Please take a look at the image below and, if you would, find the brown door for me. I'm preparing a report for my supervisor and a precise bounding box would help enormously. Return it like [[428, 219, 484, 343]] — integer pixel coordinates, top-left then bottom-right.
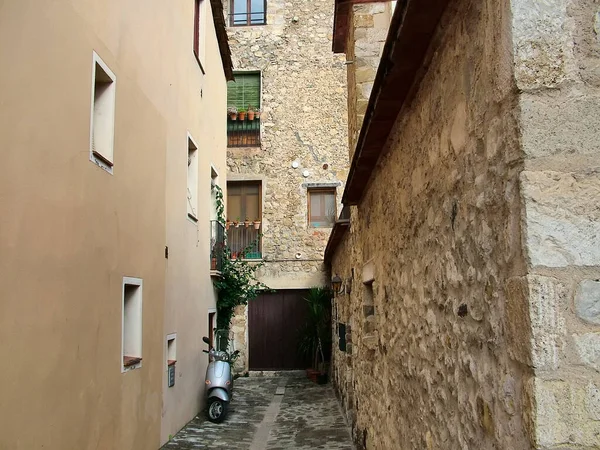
[[249, 290, 310, 370]]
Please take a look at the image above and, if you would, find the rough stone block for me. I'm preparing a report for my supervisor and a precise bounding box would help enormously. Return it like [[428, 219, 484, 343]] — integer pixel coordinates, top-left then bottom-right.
[[522, 171, 600, 267], [362, 333, 378, 350], [575, 280, 600, 325], [519, 90, 600, 163], [511, 0, 575, 90], [528, 275, 567, 371], [574, 333, 600, 372], [505, 277, 532, 366], [534, 378, 600, 448], [353, 14, 374, 28]]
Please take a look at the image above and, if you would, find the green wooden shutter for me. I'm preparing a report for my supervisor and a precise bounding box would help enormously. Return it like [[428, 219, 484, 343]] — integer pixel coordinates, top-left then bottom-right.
[[227, 73, 260, 110]]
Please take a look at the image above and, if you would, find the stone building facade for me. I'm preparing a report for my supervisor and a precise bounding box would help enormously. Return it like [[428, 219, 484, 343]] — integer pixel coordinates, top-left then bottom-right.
[[326, 0, 600, 449], [222, 0, 348, 371]]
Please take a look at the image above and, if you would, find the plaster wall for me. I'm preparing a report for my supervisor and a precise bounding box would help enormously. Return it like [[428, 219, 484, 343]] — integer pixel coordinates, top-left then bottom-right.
[[0, 1, 227, 448], [161, 1, 228, 444], [331, 0, 534, 448], [223, 0, 348, 371]]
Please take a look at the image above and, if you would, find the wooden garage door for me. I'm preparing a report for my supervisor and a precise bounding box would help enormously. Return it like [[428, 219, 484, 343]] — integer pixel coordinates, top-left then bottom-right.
[[249, 290, 310, 370]]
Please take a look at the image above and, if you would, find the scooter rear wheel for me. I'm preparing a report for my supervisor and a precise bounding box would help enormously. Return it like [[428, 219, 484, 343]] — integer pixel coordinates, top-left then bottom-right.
[[207, 398, 228, 423]]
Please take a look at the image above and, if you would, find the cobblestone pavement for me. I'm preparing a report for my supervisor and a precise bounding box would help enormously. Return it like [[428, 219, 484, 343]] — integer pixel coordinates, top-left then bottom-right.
[[162, 375, 354, 450]]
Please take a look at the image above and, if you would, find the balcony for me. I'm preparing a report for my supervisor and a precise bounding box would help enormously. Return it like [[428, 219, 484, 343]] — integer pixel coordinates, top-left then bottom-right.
[[227, 221, 262, 260], [227, 117, 260, 147], [210, 220, 225, 275]]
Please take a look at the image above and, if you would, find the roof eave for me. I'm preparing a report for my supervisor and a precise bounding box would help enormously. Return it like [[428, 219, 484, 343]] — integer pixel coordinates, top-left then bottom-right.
[[341, 0, 451, 205], [210, 0, 234, 81]]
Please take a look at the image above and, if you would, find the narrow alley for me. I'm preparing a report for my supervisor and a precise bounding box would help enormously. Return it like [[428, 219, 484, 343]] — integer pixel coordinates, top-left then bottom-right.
[[161, 375, 353, 450]]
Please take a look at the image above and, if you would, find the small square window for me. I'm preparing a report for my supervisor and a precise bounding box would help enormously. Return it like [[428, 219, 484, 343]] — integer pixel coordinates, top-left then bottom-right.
[[308, 189, 336, 228], [187, 135, 199, 222], [90, 52, 116, 172], [230, 0, 267, 26], [122, 278, 143, 372], [166, 334, 177, 387]]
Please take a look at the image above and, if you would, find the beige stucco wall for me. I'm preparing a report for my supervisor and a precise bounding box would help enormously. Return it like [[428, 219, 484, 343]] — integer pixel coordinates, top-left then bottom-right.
[[331, 0, 534, 448], [160, 0, 228, 444], [0, 1, 227, 449]]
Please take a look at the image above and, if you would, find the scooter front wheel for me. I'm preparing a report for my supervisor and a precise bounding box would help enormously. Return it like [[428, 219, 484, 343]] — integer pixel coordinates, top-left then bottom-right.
[[207, 398, 228, 423]]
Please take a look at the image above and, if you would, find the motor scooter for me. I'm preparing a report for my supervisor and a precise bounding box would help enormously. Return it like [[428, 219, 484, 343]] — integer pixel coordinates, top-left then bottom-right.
[[202, 333, 239, 423]]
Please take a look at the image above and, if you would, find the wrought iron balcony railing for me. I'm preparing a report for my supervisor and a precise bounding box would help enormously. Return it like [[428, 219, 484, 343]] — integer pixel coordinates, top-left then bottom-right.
[[227, 117, 260, 147], [227, 222, 262, 260], [210, 220, 225, 273]]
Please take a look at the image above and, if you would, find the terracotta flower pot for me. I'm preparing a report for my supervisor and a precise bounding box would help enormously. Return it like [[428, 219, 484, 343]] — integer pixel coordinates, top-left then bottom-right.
[[247, 111, 255, 121], [229, 113, 237, 121], [307, 368, 319, 383], [211, 258, 217, 270], [238, 112, 246, 120], [253, 221, 261, 230], [244, 220, 251, 228]]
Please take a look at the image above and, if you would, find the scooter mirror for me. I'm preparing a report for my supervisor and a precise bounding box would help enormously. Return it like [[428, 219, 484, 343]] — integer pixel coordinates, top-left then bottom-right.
[[202, 336, 210, 345]]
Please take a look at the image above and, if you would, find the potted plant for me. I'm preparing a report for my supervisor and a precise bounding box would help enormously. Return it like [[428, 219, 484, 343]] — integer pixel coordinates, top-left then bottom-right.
[[253, 219, 261, 230], [254, 108, 261, 119], [226, 220, 231, 231], [297, 287, 332, 384], [238, 108, 247, 120], [234, 218, 240, 228], [247, 105, 256, 121], [244, 217, 251, 228], [211, 257, 218, 270], [227, 106, 238, 120]]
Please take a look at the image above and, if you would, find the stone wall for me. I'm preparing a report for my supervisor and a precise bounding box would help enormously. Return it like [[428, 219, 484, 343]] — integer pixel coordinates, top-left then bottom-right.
[[514, 0, 600, 447], [331, 0, 535, 448], [223, 0, 348, 371], [346, 3, 392, 158]]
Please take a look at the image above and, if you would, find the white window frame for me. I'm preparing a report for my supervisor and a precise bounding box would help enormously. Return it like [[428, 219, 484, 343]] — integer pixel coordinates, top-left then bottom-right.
[[187, 133, 199, 222], [166, 333, 177, 368], [89, 52, 116, 174], [122, 277, 143, 373]]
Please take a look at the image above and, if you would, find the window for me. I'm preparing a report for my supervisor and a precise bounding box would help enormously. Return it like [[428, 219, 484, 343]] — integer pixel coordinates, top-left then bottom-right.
[[187, 135, 199, 221], [230, 0, 266, 26], [227, 181, 262, 259], [122, 278, 143, 372], [166, 334, 177, 387], [308, 189, 337, 228], [227, 72, 261, 147], [210, 165, 219, 221], [90, 52, 116, 172], [193, 0, 206, 69], [208, 311, 216, 348]]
